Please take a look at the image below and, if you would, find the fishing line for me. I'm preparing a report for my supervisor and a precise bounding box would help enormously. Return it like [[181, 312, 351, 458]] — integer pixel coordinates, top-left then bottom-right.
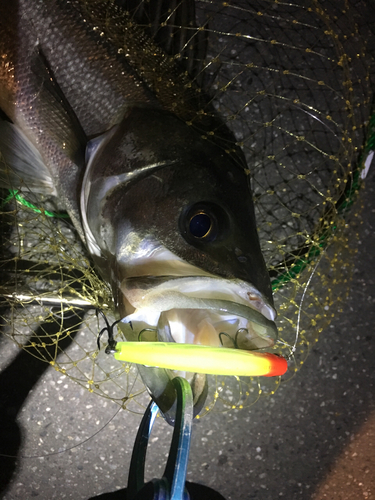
[[289, 254, 324, 361]]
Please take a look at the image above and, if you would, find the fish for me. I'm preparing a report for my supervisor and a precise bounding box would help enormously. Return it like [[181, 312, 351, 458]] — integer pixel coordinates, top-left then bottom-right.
[[0, 0, 278, 422]]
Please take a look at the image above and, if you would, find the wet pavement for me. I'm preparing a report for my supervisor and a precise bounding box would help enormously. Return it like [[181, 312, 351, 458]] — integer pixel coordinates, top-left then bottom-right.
[[0, 172, 374, 499]]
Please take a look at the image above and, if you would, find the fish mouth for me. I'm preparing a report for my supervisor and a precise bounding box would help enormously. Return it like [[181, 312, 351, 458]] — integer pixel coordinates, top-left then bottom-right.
[[119, 275, 276, 347], [117, 275, 277, 422]]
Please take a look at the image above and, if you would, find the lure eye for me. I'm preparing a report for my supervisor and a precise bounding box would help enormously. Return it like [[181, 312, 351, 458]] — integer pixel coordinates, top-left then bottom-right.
[[189, 212, 212, 239]]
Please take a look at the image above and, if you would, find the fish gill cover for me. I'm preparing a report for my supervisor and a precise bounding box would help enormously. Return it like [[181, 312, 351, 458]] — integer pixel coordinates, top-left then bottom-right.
[[0, 0, 374, 416]]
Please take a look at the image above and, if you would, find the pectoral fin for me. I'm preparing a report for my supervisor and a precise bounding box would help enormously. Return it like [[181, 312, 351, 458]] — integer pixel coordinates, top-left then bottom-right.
[[0, 120, 56, 195]]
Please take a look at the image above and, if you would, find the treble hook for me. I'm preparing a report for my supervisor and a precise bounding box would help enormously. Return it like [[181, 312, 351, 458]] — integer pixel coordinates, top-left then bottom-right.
[[218, 328, 249, 349], [96, 309, 121, 353]]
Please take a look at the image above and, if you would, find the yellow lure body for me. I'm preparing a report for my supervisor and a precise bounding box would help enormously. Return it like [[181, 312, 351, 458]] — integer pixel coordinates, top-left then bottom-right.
[[114, 342, 287, 377]]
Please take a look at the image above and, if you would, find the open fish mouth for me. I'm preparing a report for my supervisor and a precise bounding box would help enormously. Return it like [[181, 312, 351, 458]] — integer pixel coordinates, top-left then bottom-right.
[[119, 276, 277, 351], [115, 275, 277, 422]]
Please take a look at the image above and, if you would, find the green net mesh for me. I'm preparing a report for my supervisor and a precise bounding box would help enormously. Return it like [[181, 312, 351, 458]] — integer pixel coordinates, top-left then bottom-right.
[[0, 0, 374, 417]]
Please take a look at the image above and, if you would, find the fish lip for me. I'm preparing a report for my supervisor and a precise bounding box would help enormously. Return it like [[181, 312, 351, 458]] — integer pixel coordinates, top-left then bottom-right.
[[121, 274, 276, 317], [158, 297, 277, 338], [120, 274, 278, 344]]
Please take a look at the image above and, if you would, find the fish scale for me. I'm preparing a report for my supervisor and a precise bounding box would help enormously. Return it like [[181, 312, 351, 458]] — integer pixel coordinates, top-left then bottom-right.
[[1, 0, 156, 132]]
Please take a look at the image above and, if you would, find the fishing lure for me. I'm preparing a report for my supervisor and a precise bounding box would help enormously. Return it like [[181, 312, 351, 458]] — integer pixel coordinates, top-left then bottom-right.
[[113, 341, 287, 377], [97, 311, 287, 377]]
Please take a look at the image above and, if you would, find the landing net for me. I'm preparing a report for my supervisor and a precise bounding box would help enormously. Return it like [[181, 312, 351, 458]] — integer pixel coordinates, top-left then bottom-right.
[[1, 0, 374, 415]]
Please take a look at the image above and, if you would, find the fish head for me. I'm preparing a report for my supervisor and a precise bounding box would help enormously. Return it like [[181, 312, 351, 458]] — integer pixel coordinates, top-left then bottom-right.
[[81, 107, 277, 423]]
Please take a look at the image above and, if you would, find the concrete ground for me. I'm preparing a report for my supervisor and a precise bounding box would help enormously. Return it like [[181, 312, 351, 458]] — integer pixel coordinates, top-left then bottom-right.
[[0, 172, 374, 499]]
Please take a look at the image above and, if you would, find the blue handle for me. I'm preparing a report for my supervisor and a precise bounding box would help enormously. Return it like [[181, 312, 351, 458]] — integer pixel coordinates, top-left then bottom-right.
[[127, 377, 193, 500]]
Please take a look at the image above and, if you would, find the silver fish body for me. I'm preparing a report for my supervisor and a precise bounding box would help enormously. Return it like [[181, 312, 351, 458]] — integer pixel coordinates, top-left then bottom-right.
[[0, 0, 155, 235], [0, 0, 277, 421]]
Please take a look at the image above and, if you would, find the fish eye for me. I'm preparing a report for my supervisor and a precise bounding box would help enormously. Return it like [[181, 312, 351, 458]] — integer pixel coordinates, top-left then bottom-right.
[[189, 212, 212, 239], [180, 203, 227, 243]]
